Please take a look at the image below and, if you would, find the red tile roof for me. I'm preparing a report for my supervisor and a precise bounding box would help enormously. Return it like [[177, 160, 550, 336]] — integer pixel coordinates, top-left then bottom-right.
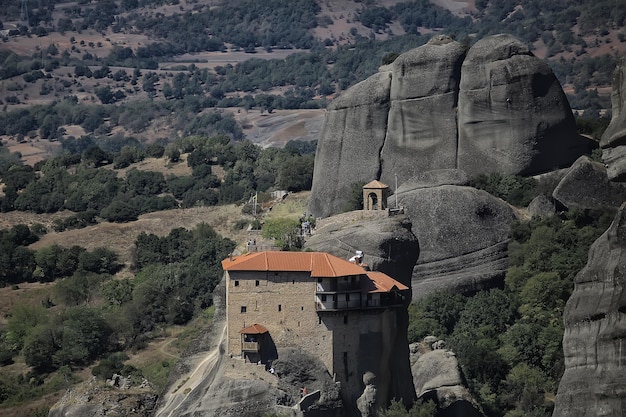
[[239, 323, 268, 334], [222, 251, 366, 277], [366, 271, 409, 293]]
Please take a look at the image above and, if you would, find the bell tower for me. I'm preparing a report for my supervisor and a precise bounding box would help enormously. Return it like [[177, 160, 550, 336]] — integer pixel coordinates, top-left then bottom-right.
[[362, 180, 389, 211]]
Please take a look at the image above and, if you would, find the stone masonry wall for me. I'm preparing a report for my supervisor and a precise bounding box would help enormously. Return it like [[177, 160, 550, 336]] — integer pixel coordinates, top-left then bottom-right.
[[226, 270, 334, 373]]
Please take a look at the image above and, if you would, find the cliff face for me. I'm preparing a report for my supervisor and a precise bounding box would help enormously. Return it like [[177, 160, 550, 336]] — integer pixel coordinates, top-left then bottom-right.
[[457, 34, 585, 177], [308, 33, 592, 219], [602, 55, 626, 181], [553, 55, 626, 417], [553, 204, 626, 417]]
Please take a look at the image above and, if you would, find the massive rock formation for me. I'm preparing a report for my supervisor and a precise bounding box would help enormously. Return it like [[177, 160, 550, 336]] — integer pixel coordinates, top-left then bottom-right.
[[554, 54, 626, 417], [395, 177, 517, 297], [553, 204, 626, 417], [305, 213, 419, 287], [308, 72, 392, 217], [457, 34, 587, 177], [309, 34, 593, 219], [380, 35, 465, 186], [601, 55, 626, 181]]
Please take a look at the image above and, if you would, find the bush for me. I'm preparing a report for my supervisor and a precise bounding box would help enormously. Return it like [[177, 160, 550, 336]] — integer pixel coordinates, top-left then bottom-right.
[[100, 200, 138, 222], [468, 173, 538, 206]]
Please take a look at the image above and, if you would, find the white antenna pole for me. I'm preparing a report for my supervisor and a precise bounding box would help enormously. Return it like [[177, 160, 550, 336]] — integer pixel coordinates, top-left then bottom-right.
[[395, 173, 398, 209]]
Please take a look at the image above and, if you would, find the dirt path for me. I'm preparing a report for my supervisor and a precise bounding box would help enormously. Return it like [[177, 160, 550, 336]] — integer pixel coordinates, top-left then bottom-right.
[[156, 324, 227, 417]]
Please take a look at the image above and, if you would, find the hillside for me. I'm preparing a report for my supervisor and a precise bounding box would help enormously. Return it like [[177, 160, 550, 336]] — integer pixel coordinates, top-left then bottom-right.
[[1, 0, 625, 164]]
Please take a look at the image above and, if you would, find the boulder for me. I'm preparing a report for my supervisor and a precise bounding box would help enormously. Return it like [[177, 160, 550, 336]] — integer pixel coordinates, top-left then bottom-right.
[[457, 34, 592, 177], [527, 194, 556, 219], [396, 184, 517, 298], [553, 204, 626, 417], [308, 71, 392, 218], [356, 372, 378, 417], [380, 37, 466, 186], [552, 156, 626, 210], [410, 340, 484, 417], [601, 55, 626, 181]]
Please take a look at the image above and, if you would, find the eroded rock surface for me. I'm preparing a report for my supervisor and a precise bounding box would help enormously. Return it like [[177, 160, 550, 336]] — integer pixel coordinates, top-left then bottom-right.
[[309, 34, 593, 219], [409, 340, 484, 417], [552, 156, 626, 210], [308, 71, 392, 218], [601, 55, 626, 181], [397, 184, 517, 297], [457, 34, 590, 177], [380, 36, 466, 187], [306, 214, 419, 286], [553, 204, 626, 417]]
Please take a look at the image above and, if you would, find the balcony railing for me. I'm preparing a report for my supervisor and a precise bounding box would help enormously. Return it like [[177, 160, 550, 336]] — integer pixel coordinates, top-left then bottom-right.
[[242, 341, 259, 352]]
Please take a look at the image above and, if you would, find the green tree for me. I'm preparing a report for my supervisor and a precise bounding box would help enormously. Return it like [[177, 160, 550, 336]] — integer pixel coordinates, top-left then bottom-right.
[[379, 399, 437, 417], [54, 272, 107, 306], [261, 218, 302, 250], [100, 200, 138, 222], [6, 304, 49, 352]]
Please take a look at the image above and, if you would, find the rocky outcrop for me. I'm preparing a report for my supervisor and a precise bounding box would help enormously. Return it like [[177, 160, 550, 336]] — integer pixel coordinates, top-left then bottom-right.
[[48, 376, 158, 417], [409, 339, 484, 417], [396, 183, 517, 297], [552, 156, 626, 210], [306, 214, 419, 286], [308, 34, 593, 219], [457, 34, 590, 177], [356, 372, 378, 417], [601, 55, 626, 181], [553, 204, 626, 417]]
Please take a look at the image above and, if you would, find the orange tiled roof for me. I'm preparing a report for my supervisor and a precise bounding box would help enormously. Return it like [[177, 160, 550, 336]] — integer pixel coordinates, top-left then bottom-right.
[[239, 323, 268, 334], [222, 251, 366, 278], [366, 271, 409, 293]]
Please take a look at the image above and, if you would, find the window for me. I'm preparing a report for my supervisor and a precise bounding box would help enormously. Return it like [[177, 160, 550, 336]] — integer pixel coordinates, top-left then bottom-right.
[[318, 278, 322, 283], [301, 306, 304, 311], [345, 294, 350, 301], [241, 306, 247, 313], [321, 295, 327, 302], [255, 280, 260, 286], [234, 280, 239, 287], [278, 304, 282, 312]]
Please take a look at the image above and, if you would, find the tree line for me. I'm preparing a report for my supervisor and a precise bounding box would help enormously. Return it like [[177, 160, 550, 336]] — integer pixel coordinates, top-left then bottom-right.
[[0, 134, 314, 223]]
